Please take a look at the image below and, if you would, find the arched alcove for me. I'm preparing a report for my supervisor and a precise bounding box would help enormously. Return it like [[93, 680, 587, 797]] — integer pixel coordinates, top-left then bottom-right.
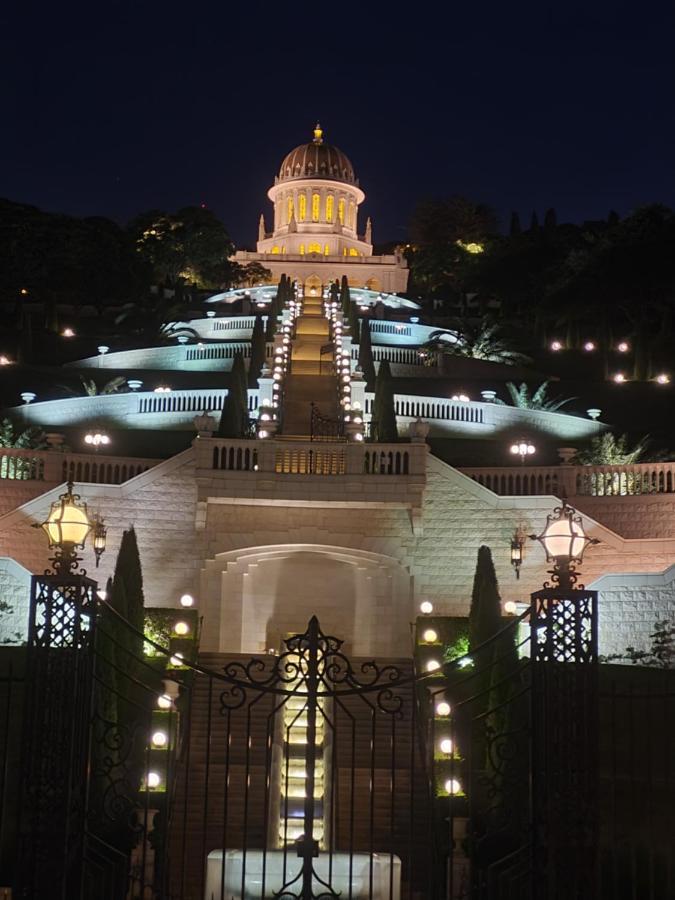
[[200, 544, 413, 657]]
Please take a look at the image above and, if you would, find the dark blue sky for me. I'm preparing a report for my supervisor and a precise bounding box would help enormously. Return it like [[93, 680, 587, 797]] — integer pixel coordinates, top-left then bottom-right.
[[1, 1, 674, 245]]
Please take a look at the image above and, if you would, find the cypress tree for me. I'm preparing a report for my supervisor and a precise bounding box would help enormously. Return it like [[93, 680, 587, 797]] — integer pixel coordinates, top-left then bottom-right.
[[509, 212, 521, 236], [371, 359, 398, 442], [218, 351, 248, 437], [340, 275, 351, 315], [248, 315, 266, 387], [543, 208, 557, 231], [112, 527, 145, 637], [358, 317, 376, 389], [348, 300, 360, 345], [529, 211, 540, 234], [468, 545, 502, 657]]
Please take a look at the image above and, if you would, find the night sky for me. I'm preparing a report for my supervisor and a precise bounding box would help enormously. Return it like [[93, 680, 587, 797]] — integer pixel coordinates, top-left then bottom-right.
[[2, 2, 674, 246]]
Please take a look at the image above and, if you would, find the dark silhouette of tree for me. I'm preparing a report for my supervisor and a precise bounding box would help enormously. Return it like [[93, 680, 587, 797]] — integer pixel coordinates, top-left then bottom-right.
[[371, 359, 398, 442], [218, 352, 248, 437], [358, 317, 376, 388], [509, 212, 521, 236], [248, 316, 266, 387]]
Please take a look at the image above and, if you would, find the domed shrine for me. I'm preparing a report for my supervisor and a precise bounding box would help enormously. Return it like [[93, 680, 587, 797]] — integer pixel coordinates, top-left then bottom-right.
[[233, 124, 409, 293]]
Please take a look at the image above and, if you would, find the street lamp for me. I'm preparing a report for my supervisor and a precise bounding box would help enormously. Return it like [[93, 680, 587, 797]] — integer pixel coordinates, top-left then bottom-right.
[[37, 481, 103, 575], [529, 500, 598, 591], [84, 431, 111, 450], [510, 440, 535, 464]]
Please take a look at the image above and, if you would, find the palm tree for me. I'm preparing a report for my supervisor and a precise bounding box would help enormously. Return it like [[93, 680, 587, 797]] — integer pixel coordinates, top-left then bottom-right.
[[572, 433, 649, 465], [425, 318, 531, 366], [501, 381, 575, 412], [59, 376, 127, 397]]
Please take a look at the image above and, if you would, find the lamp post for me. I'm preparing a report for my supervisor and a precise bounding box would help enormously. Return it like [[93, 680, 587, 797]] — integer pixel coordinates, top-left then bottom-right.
[[528, 500, 599, 899], [20, 481, 105, 896], [510, 439, 535, 464]]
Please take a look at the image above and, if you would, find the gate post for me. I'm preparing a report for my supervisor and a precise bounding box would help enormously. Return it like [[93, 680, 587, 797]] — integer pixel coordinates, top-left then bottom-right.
[[18, 567, 98, 898], [530, 587, 599, 899]]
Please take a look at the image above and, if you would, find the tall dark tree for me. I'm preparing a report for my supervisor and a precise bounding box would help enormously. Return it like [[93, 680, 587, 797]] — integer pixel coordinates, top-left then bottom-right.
[[509, 212, 522, 236], [371, 359, 398, 442], [340, 275, 351, 315], [248, 315, 266, 388], [544, 208, 557, 231], [218, 352, 248, 437], [469, 545, 503, 657], [529, 211, 540, 234], [348, 300, 360, 345], [358, 317, 376, 388]]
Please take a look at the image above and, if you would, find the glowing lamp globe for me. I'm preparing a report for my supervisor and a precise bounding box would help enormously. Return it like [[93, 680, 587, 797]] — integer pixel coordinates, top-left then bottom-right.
[[420, 601, 433, 615], [174, 621, 190, 636], [435, 701, 451, 717], [422, 629, 438, 643], [152, 731, 168, 748], [41, 482, 93, 549], [180, 594, 194, 607], [444, 778, 462, 795], [426, 660, 441, 673], [157, 694, 173, 710], [439, 738, 453, 754], [146, 772, 161, 789]]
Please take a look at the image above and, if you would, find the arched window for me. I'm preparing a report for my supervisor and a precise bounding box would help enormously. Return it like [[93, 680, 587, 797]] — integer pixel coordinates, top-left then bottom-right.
[[298, 193, 307, 221], [299, 244, 305, 255], [271, 246, 281, 254], [338, 198, 345, 224], [312, 194, 320, 222], [349, 248, 358, 256], [308, 242, 321, 254], [324, 244, 329, 255], [326, 195, 334, 222], [287, 197, 294, 222], [348, 200, 355, 229]]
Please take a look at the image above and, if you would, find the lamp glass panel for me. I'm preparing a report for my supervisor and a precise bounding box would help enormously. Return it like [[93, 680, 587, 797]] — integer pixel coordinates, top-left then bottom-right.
[[45, 502, 91, 546], [542, 517, 586, 559]]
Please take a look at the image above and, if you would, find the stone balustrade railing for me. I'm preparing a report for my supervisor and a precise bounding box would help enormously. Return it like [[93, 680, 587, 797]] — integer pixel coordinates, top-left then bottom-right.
[[350, 345, 439, 367], [8, 389, 260, 430], [461, 462, 675, 496], [195, 437, 427, 477], [0, 447, 159, 484], [70, 340, 273, 372]]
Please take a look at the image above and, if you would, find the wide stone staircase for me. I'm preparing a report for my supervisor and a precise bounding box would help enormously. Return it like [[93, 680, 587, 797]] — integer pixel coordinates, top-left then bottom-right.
[[279, 293, 340, 438]]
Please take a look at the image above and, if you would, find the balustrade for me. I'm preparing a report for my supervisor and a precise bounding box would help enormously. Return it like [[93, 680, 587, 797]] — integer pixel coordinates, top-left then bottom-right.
[[461, 462, 675, 496], [0, 447, 158, 484]]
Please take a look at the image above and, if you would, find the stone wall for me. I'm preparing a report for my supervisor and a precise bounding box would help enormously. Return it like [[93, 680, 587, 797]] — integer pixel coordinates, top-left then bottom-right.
[[0, 449, 674, 658]]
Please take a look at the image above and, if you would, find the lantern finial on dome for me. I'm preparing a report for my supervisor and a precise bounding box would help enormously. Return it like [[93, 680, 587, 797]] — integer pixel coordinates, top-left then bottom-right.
[[313, 122, 323, 144]]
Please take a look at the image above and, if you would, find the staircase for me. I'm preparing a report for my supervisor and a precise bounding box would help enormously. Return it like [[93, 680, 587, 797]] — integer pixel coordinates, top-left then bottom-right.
[[280, 292, 339, 438]]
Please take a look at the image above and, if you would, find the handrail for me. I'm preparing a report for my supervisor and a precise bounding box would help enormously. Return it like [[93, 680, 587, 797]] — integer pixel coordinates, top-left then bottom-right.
[[461, 461, 675, 496]]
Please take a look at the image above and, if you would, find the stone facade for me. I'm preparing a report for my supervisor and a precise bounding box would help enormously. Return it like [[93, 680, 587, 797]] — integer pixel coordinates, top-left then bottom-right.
[[1, 448, 674, 657]]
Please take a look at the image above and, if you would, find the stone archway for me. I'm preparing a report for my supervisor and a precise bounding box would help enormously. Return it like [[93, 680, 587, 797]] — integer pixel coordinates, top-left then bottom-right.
[[200, 544, 413, 657], [304, 274, 322, 297]]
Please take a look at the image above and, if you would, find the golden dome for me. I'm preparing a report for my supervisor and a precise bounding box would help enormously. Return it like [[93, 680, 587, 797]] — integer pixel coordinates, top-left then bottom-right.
[[278, 123, 357, 185]]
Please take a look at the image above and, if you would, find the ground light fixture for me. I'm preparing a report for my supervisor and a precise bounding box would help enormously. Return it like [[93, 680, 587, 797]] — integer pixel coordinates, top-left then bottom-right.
[[656, 374, 670, 384], [425, 659, 441, 673], [439, 738, 453, 754], [550, 340, 563, 351], [0, 356, 11, 365], [504, 600, 518, 615], [444, 778, 462, 795], [617, 341, 630, 353], [157, 694, 173, 709], [62, 327, 75, 338], [422, 628, 438, 643], [613, 373, 626, 383], [419, 601, 433, 614], [180, 593, 194, 607], [174, 621, 190, 636], [435, 700, 451, 717], [529, 500, 599, 591], [583, 341, 596, 351], [151, 731, 168, 748], [146, 772, 161, 789]]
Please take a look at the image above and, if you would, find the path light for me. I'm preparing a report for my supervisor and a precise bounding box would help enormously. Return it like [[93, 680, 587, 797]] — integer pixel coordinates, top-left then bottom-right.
[[439, 738, 453, 754], [529, 500, 599, 591], [425, 660, 441, 673], [480, 390, 496, 402], [177, 335, 189, 345], [583, 341, 596, 352], [510, 440, 535, 463], [586, 408, 601, 420], [151, 731, 168, 748], [550, 340, 562, 351], [420, 601, 433, 615], [422, 628, 438, 643], [206, 310, 216, 318], [174, 621, 190, 636], [617, 341, 629, 353], [656, 374, 670, 385], [62, 327, 75, 338], [444, 778, 462, 795], [146, 772, 161, 789], [20, 392, 36, 404], [0, 356, 10, 366], [157, 694, 173, 710], [613, 373, 626, 383], [504, 600, 518, 615], [97, 345, 109, 355], [435, 701, 451, 717], [127, 379, 143, 391], [180, 593, 194, 607]]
